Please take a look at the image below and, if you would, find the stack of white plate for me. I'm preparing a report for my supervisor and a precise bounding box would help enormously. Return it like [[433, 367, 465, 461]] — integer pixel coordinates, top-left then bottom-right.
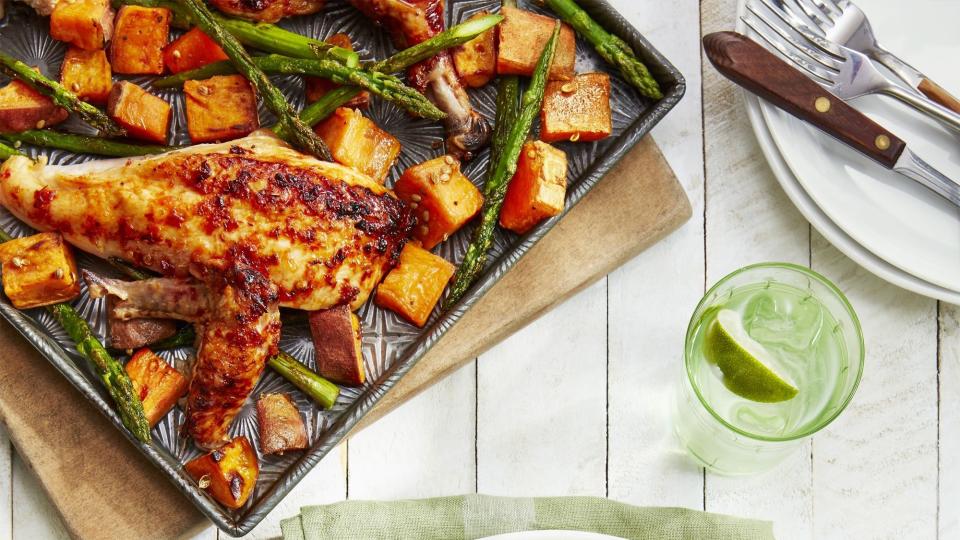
[[736, 0, 960, 304]]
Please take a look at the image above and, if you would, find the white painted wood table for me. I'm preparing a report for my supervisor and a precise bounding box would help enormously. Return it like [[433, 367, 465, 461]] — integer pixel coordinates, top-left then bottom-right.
[[2, 0, 956, 538]]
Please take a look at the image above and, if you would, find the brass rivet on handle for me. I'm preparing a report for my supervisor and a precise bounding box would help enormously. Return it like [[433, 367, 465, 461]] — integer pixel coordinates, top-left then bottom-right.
[[875, 134, 891, 150], [814, 97, 831, 113]]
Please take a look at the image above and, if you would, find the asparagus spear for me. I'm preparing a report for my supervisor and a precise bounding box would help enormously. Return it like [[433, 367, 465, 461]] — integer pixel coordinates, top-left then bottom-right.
[[0, 141, 23, 161], [1, 131, 174, 157], [112, 0, 359, 66], [0, 229, 151, 442], [176, 0, 333, 161], [0, 52, 126, 137], [298, 13, 504, 126], [541, 0, 662, 99], [155, 55, 444, 121], [445, 22, 561, 309]]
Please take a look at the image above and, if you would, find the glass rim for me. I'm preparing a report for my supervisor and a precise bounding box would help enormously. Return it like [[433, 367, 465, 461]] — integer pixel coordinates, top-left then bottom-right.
[[684, 262, 865, 442]]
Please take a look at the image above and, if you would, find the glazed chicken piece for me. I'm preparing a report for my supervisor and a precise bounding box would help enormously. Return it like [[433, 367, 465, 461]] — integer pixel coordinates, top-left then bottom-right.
[[351, 0, 491, 160], [208, 0, 324, 22], [0, 130, 415, 449]]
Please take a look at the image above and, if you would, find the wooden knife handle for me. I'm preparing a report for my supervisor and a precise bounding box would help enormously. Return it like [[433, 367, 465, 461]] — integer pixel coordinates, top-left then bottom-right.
[[918, 78, 960, 115], [703, 31, 905, 169]]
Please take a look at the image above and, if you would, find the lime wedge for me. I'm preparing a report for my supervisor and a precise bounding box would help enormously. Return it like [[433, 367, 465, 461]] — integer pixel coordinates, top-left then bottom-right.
[[704, 309, 799, 403]]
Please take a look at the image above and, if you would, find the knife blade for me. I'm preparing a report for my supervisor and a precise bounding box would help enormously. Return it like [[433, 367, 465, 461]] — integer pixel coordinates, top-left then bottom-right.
[[702, 31, 960, 208]]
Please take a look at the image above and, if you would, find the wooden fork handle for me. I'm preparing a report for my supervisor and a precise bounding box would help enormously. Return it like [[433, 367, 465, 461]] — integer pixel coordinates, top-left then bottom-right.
[[702, 31, 906, 169], [919, 78, 960, 115]]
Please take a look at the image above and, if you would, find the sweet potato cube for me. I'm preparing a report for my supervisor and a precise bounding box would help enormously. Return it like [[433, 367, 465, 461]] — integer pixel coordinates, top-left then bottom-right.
[[185, 436, 259, 509], [499, 141, 567, 235], [60, 47, 113, 104], [184, 75, 259, 143], [375, 244, 454, 327], [314, 107, 400, 184], [125, 348, 188, 427], [49, 0, 115, 51], [308, 305, 365, 386], [0, 232, 80, 309], [540, 73, 612, 143], [497, 7, 576, 81], [393, 155, 484, 250], [453, 11, 497, 87], [305, 33, 369, 108], [110, 5, 171, 75], [256, 393, 308, 455], [0, 79, 69, 133], [163, 28, 228, 74], [107, 81, 171, 143]]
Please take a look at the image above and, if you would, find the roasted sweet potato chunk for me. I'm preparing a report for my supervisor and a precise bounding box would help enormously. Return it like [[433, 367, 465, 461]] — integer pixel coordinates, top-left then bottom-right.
[[60, 47, 113, 104], [540, 73, 612, 143], [49, 0, 115, 51], [0, 79, 69, 133], [375, 244, 455, 327], [500, 141, 568, 235], [0, 232, 80, 309], [308, 305, 365, 386], [110, 5, 171, 75], [185, 436, 259, 509], [497, 6, 576, 81], [393, 155, 484, 250], [453, 11, 497, 87], [305, 33, 369, 108], [163, 28, 228, 74], [256, 393, 308, 455], [125, 348, 188, 427], [107, 81, 171, 143], [184, 75, 259, 143], [314, 107, 400, 184]]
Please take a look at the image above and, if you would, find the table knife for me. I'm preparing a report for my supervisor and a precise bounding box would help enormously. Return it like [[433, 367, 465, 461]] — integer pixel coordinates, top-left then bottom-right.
[[702, 31, 960, 208]]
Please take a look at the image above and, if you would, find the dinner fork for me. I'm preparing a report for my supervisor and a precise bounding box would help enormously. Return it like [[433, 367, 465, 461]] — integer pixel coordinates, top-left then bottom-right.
[[787, 0, 960, 115], [742, 0, 960, 133]]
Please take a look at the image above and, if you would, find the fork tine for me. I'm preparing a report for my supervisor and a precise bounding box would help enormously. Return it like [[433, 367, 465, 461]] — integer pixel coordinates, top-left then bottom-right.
[[807, 0, 842, 21], [755, 0, 847, 60], [745, 1, 842, 70], [740, 13, 837, 86], [790, 0, 834, 29], [814, 0, 846, 14]]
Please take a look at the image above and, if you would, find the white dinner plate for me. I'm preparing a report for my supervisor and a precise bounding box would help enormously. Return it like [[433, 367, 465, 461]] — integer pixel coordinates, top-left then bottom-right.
[[479, 532, 626, 540], [737, 0, 960, 293]]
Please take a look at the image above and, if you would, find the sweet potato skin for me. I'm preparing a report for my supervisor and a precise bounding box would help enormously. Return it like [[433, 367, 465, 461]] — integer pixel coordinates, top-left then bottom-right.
[[452, 11, 496, 87], [393, 155, 483, 250], [107, 81, 171, 143], [0, 232, 81, 309], [499, 141, 568, 235], [314, 107, 400, 184], [375, 244, 455, 327], [497, 6, 576, 81], [305, 33, 369, 108], [110, 5, 171, 75], [256, 393, 308, 455], [183, 75, 260, 143], [49, 0, 115, 51], [125, 348, 188, 427], [540, 73, 612, 143], [184, 436, 259, 509], [308, 305, 365, 386], [0, 79, 69, 133], [60, 47, 113, 104], [163, 28, 228, 74]]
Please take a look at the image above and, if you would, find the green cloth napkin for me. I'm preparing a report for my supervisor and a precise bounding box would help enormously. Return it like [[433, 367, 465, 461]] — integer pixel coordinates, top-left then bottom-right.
[[280, 495, 774, 540]]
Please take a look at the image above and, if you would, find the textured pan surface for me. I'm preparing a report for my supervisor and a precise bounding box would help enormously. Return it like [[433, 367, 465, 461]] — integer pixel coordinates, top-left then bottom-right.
[[0, 0, 684, 534]]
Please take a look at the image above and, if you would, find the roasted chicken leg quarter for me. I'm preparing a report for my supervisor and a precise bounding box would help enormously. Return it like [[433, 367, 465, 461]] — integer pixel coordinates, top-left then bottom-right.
[[351, 0, 491, 160], [0, 130, 415, 449]]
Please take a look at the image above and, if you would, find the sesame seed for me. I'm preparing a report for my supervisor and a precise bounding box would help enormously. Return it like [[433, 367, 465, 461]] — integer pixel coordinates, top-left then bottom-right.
[[70, 82, 80, 92], [409, 202, 418, 209], [422, 211, 430, 222], [10, 257, 26, 269], [418, 225, 429, 236], [410, 194, 422, 202], [35, 120, 45, 129], [198, 85, 211, 96], [439, 173, 451, 183], [527, 149, 537, 159], [443, 155, 455, 165], [561, 82, 576, 93], [53, 268, 64, 279], [172, 50, 182, 59], [569, 133, 581, 142]]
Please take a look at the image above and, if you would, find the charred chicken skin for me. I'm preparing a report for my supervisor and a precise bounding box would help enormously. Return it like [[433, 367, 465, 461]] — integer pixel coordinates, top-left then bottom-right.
[[209, 0, 325, 22], [0, 130, 415, 449], [350, 0, 491, 159]]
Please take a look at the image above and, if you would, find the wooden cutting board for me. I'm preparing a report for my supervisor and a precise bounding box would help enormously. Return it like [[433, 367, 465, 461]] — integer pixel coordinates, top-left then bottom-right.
[[0, 136, 689, 540]]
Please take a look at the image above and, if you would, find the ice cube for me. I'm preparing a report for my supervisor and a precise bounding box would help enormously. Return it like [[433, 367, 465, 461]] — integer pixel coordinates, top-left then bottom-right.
[[745, 292, 824, 351]]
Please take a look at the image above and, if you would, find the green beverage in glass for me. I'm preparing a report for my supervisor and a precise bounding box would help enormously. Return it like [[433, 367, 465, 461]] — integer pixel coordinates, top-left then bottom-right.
[[674, 263, 864, 475]]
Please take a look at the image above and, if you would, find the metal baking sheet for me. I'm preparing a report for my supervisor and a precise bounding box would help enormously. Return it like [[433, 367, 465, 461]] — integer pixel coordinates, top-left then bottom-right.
[[0, 0, 684, 535]]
